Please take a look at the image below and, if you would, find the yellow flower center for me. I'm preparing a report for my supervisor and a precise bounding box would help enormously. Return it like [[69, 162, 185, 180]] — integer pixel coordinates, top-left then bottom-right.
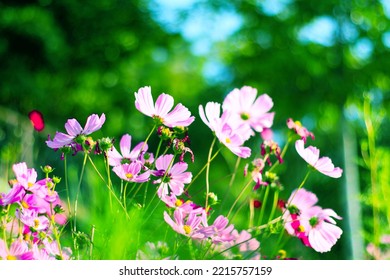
[[6, 255, 17, 260], [297, 225, 305, 232], [21, 200, 30, 209], [126, 173, 133, 179], [175, 199, 183, 207], [34, 219, 40, 228], [225, 137, 231, 144], [28, 182, 34, 188], [294, 120, 302, 127], [183, 225, 192, 235]]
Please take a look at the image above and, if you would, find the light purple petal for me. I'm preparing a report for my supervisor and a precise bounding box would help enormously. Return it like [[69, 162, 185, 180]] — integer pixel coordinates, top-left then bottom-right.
[[82, 113, 105, 135], [46, 132, 74, 148], [64, 118, 83, 136]]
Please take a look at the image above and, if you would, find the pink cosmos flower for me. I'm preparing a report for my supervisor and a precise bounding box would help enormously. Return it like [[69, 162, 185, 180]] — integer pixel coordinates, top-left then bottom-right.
[[287, 118, 314, 143], [295, 139, 343, 178], [300, 206, 343, 253], [16, 208, 49, 231], [0, 184, 25, 206], [153, 154, 192, 196], [282, 188, 319, 236], [164, 207, 208, 239], [197, 215, 235, 243], [135, 86, 195, 128], [107, 134, 152, 167], [216, 229, 260, 260], [46, 113, 106, 149], [199, 102, 251, 158], [112, 162, 150, 183], [12, 162, 37, 189], [282, 188, 342, 253], [222, 86, 274, 134], [0, 239, 33, 260]]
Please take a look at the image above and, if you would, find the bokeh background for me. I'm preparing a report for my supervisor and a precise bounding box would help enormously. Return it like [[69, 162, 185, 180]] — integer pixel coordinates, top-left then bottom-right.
[[0, 0, 389, 260]]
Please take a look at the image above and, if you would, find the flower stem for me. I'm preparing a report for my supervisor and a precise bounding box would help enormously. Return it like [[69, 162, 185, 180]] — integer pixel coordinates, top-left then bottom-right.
[[227, 178, 252, 219], [73, 152, 88, 233], [205, 137, 217, 211]]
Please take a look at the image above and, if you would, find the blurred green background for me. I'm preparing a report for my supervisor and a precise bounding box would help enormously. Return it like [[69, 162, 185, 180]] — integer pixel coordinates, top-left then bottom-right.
[[0, 0, 389, 260]]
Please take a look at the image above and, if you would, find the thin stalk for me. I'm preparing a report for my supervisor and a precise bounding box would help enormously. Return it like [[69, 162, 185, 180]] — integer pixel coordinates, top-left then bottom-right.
[[364, 97, 380, 246], [73, 153, 88, 233], [227, 179, 252, 219], [205, 137, 217, 210]]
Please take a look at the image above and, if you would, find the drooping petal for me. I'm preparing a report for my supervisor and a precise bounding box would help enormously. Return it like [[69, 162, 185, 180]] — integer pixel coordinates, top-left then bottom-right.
[[46, 132, 75, 148]]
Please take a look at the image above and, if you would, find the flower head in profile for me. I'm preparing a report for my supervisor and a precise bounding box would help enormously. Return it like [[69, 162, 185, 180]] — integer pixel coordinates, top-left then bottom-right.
[[295, 139, 343, 178], [222, 86, 274, 135], [135, 86, 195, 128], [199, 102, 251, 158], [287, 118, 314, 143], [46, 113, 106, 151]]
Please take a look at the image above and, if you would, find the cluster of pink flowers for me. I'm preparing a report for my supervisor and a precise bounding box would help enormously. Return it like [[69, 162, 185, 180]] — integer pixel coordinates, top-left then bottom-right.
[[0, 163, 71, 260], [37, 84, 344, 259]]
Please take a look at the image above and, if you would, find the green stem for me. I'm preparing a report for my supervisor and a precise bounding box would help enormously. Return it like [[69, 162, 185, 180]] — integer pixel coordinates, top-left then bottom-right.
[[364, 97, 380, 246], [257, 185, 270, 229], [185, 148, 220, 192], [87, 155, 131, 220], [63, 155, 72, 219], [268, 190, 280, 223], [205, 137, 217, 211], [227, 179, 252, 219], [73, 153, 88, 233]]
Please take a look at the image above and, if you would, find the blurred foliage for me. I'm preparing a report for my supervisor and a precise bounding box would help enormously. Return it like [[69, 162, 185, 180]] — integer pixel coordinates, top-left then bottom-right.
[[0, 0, 389, 260]]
